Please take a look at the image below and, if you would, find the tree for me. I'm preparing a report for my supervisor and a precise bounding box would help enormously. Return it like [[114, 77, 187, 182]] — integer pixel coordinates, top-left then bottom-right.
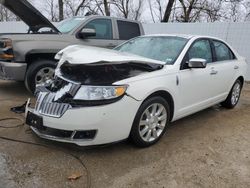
[[44, 0, 58, 21], [244, 0, 250, 21], [111, 0, 129, 18], [177, 0, 196, 22], [58, 0, 64, 21], [130, 0, 143, 20], [223, 0, 245, 22], [173, 0, 226, 22], [162, 0, 175, 22], [104, 0, 111, 16], [2, 0, 249, 23], [111, 0, 143, 20], [148, 0, 176, 22], [42, 0, 94, 21], [0, 4, 20, 21]]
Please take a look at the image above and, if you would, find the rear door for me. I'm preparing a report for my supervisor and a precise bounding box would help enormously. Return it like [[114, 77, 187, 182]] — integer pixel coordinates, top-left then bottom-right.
[[209, 40, 238, 96], [116, 20, 141, 45]]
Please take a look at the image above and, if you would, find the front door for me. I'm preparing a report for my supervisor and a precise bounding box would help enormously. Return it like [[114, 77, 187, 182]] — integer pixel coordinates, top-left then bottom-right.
[[77, 18, 117, 48], [177, 39, 215, 117]]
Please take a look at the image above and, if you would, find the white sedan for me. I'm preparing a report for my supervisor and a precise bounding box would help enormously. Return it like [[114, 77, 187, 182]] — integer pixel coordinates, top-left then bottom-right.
[[25, 34, 247, 147]]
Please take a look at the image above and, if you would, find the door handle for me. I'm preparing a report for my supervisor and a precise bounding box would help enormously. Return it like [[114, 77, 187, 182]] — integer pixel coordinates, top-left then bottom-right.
[[234, 65, 239, 70], [210, 69, 218, 75]]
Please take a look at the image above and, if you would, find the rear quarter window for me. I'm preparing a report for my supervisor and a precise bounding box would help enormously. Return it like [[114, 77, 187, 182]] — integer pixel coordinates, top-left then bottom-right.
[[117, 20, 140, 40]]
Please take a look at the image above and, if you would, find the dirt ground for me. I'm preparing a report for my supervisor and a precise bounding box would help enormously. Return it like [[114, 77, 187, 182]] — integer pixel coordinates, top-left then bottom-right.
[[0, 80, 249, 188]]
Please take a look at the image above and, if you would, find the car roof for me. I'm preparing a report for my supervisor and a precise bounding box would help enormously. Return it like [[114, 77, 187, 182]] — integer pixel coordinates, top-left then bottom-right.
[[143, 34, 225, 41], [144, 34, 194, 39], [71, 15, 141, 23]]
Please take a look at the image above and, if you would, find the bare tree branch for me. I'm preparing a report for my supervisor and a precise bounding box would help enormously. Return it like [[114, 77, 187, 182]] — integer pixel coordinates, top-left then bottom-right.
[[58, 0, 64, 21], [162, 0, 175, 22]]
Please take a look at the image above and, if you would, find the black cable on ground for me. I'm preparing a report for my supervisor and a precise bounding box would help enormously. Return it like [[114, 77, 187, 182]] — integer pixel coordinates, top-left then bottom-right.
[[0, 117, 24, 128], [0, 118, 91, 188]]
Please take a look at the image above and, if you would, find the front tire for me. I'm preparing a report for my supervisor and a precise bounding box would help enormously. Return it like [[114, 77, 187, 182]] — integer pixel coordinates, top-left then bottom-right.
[[25, 60, 56, 94], [130, 96, 170, 147], [221, 79, 242, 109]]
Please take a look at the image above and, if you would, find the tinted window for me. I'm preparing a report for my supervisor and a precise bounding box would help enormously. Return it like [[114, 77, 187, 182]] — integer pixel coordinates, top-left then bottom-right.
[[84, 19, 112, 39], [117, 21, 140, 40], [213, 40, 235, 61], [188, 40, 212, 63], [115, 36, 188, 63]]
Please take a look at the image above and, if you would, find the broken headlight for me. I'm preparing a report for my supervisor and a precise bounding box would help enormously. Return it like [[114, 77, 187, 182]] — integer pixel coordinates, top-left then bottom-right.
[[74, 85, 127, 101]]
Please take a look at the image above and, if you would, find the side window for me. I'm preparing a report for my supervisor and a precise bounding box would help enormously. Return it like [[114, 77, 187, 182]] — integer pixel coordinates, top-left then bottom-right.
[[213, 40, 235, 61], [187, 39, 212, 63], [117, 20, 140, 40], [83, 19, 113, 39]]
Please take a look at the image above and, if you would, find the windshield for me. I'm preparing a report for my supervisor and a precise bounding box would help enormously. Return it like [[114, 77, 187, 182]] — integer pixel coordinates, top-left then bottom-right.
[[115, 36, 188, 64], [57, 17, 86, 33]]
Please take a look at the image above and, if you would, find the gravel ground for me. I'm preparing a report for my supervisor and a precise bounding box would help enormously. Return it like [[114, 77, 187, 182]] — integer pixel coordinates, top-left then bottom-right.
[[0, 80, 249, 188]]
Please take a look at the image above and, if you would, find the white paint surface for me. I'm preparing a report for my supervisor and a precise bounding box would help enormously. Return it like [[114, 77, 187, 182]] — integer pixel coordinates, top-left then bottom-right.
[[143, 22, 250, 80]]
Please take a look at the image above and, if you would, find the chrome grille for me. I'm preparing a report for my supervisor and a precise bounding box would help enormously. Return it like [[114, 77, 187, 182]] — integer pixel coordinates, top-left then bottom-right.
[[35, 92, 71, 118], [34, 76, 80, 118]]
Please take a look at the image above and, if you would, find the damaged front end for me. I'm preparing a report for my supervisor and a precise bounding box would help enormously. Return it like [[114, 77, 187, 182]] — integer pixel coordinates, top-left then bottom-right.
[[33, 60, 163, 117]]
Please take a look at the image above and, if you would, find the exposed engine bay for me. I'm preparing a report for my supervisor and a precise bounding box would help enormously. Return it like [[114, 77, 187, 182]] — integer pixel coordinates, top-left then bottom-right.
[[59, 61, 164, 85], [35, 61, 163, 107]]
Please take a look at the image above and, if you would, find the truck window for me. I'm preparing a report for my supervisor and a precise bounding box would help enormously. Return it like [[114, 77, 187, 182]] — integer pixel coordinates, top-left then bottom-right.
[[117, 20, 140, 40], [84, 19, 113, 39]]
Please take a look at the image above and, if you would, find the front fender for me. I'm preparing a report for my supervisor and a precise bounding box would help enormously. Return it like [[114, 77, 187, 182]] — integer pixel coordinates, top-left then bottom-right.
[[13, 40, 71, 62]]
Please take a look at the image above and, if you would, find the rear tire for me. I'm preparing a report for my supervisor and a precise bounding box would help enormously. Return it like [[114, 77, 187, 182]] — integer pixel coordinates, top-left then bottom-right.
[[25, 60, 56, 94], [130, 96, 170, 147], [221, 79, 242, 109]]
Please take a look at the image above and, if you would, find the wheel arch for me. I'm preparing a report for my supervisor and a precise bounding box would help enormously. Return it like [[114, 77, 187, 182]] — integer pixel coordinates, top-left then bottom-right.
[[237, 76, 244, 86], [24, 57, 57, 94], [25, 52, 57, 68], [143, 90, 175, 121]]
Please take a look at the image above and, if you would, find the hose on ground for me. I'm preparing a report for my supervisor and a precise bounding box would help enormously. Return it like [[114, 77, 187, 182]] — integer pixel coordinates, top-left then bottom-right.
[[0, 117, 91, 188]]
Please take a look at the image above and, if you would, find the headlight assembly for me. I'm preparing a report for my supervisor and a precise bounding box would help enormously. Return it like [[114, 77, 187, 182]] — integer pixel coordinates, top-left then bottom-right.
[[0, 38, 12, 48], [0, 38, 14, 60], [74, 85, 128, 101]]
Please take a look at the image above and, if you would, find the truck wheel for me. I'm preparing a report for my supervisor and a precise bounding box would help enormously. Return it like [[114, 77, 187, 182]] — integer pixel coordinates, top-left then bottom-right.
[[130, 96, 170, 147], [25, 60, 56, 94]]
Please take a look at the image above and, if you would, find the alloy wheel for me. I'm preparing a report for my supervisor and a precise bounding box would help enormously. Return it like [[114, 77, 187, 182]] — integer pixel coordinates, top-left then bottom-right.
[[139, 103, 167, 142], [35, 67, 55, 85], [231, 82, 241, 105]]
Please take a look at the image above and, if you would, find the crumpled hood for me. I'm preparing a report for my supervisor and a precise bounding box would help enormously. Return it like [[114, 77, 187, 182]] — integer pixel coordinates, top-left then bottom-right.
[[55, 45, 166, 67]]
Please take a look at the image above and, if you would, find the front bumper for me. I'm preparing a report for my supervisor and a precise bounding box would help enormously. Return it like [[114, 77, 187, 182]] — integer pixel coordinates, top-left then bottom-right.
[[0, 61, 26, 81], [25, 95, 141, 146]]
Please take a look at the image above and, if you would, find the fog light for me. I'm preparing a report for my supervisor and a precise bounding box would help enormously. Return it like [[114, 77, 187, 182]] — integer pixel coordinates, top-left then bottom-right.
[[73, 130, 97, 139]]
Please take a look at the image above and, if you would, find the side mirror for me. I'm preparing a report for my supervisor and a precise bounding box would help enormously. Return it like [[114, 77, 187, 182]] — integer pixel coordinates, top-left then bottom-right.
[[187, 58, 207, 68], [77, 28, 96, 39]]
